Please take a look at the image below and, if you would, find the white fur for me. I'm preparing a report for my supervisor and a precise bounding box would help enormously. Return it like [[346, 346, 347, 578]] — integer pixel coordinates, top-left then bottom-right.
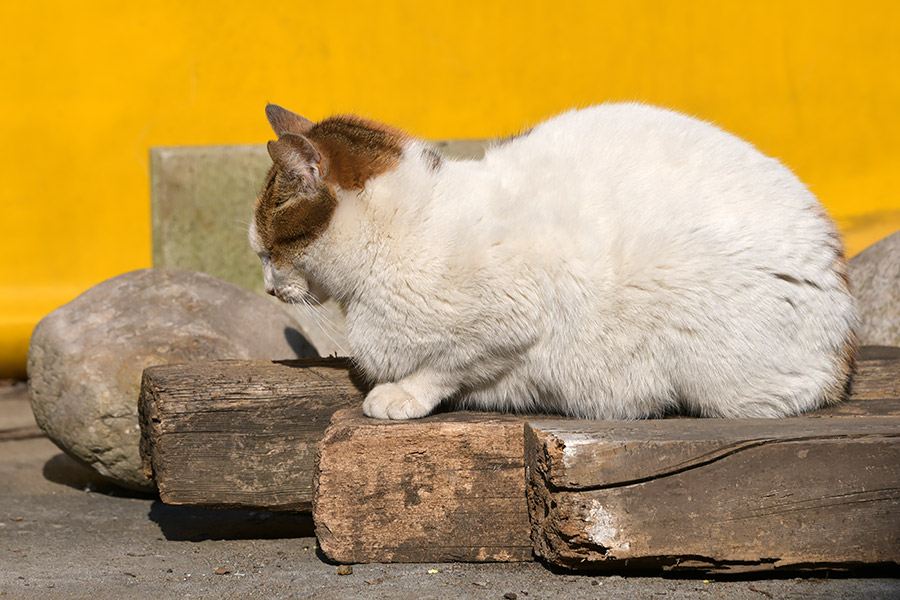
[[254, 103, 857, 419]]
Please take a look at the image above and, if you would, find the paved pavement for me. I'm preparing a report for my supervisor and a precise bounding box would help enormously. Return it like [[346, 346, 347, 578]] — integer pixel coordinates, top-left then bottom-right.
[[1, 381, 898, 599]]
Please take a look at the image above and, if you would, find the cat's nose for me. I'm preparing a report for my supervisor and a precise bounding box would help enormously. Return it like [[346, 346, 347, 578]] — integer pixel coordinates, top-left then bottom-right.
[[265, 286, 277, 297]]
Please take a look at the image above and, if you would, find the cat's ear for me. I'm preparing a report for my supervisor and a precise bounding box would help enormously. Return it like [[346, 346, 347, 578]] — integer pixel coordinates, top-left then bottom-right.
[[266, 104, 314, 137], [267, 133, 328, 185]]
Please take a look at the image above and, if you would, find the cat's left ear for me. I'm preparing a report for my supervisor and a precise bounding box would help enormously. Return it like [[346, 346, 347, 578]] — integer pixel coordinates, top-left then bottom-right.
[[266, 104, 314, 137], [267, 133, 328, 185]]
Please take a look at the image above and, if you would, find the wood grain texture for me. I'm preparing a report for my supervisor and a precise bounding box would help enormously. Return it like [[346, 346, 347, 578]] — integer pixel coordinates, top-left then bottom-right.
[[313, 408, 538, 563], [526, 353, 900, 572], [139, 358, 365, 510], [849, 346, 900, 403], [139, 349, 899, 572]]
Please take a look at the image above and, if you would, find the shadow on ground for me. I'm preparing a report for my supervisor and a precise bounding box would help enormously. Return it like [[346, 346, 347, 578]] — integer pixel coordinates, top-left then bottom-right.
[[148, 502, 315, 541], [42, 451, 315, 542], [42, 453, 158, 499]]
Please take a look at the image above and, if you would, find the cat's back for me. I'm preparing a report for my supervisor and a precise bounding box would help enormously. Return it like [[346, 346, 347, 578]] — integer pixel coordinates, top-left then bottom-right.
[[478, 103, 827, 275], [464, 103, 855, 418], [487, 102, 782, 188]]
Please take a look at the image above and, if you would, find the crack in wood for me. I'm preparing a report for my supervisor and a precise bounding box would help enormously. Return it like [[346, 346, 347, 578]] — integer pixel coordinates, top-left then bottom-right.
[[548, 554, 900, 574], [547, 432, 900, 492], [721, 487, 900, 521]]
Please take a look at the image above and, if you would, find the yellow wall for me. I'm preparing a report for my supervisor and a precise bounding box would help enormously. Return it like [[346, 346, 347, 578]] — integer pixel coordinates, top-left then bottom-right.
[[2, 0, 899, 377]]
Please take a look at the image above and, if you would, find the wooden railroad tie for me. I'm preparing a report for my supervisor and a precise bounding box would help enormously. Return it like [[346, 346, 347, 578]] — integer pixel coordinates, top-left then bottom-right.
[[139, 347, 900, 572]]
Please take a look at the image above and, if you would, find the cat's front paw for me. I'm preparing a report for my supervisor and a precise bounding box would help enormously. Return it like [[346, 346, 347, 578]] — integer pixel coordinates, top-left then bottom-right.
[[363, 383, 431, 420]]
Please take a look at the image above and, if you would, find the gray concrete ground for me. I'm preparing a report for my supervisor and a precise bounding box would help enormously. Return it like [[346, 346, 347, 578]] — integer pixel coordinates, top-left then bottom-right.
[[1, 381, 898, 600]]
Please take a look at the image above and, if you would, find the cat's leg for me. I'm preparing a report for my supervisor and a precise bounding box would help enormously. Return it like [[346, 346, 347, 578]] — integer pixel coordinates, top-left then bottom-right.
[[363, 369, 459, 420]]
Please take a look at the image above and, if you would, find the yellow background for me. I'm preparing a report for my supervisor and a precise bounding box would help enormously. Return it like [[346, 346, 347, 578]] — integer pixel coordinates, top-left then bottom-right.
[[2, 1, 899, 377]]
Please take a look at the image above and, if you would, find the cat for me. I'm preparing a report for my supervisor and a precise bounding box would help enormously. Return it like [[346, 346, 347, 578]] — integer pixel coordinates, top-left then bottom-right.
[[250, 103, 857, 420]]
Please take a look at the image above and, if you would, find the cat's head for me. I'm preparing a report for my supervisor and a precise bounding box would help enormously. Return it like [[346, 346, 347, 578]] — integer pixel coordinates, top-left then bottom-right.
[[249, 104, 408, 303]]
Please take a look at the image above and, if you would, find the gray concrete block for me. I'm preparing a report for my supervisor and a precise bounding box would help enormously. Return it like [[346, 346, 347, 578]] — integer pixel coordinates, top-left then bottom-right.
[[151, 145, 271, 294]]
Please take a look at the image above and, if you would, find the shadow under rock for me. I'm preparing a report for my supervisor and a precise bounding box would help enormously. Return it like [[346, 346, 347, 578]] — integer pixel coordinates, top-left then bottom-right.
[[148, 501, 315, 542], [42, 453, 159, 499]]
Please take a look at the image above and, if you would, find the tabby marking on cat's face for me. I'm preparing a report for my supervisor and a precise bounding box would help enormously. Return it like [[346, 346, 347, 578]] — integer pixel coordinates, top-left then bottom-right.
[[250, 104, 408, 301]]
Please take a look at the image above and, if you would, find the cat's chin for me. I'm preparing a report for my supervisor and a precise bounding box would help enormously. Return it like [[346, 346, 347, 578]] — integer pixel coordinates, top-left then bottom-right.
[[273, 291, 293, 304], [271, 285, 309, 306]]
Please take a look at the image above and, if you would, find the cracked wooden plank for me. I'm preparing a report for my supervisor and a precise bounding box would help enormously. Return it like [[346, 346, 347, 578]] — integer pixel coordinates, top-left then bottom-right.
[[845, 346, 900, 404], [139, 358, 365, 510], [527, 417, 900, 491], [526, 375, 900, 573], [313, 407, 539, 563], [139, 348, 899, 571]]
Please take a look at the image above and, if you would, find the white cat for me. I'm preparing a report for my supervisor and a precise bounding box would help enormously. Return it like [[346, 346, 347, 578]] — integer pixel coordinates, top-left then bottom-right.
[[250, 103, 857, 420]]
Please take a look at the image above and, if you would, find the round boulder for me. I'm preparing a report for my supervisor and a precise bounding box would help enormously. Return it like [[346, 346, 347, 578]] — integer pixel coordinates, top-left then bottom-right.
[[850, 230, 900, 346], [27, 269, 317, 491]]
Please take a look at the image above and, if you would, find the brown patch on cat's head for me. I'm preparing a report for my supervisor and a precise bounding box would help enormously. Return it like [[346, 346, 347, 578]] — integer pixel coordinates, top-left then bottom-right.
[[253, 106, 408, 262], [265, 106, 407, 190], [253, 162, 338, 263], [304, 115, 407, 190]]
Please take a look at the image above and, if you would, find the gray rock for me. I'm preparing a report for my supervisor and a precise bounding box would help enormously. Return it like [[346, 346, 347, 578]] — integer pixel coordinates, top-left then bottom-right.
[[27, 269, 317, 491], [850, 230, 900, 346]]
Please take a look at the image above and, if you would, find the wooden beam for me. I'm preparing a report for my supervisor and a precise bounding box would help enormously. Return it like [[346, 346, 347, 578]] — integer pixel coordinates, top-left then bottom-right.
[[139, 358, 365, 511], [313, 408, 538, 563], [526, 350, 900, 572], [138, 348, 900, 572]]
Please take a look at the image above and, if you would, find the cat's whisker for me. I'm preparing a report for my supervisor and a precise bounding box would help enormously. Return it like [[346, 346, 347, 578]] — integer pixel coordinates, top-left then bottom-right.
[[292, 296, 350, 357], [290, 298, 332, 350], [299, 294, 344, 339], [303, 293, 343, 330], [302, 299, 357, 368]]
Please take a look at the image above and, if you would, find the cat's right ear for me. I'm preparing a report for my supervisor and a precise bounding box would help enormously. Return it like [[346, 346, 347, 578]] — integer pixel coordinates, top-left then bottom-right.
[[267, 134, 328, 187], [266, 104, 314, 137]]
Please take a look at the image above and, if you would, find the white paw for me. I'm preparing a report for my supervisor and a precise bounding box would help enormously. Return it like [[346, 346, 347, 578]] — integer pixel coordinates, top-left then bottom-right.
[[363, 383, 430, 420]]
